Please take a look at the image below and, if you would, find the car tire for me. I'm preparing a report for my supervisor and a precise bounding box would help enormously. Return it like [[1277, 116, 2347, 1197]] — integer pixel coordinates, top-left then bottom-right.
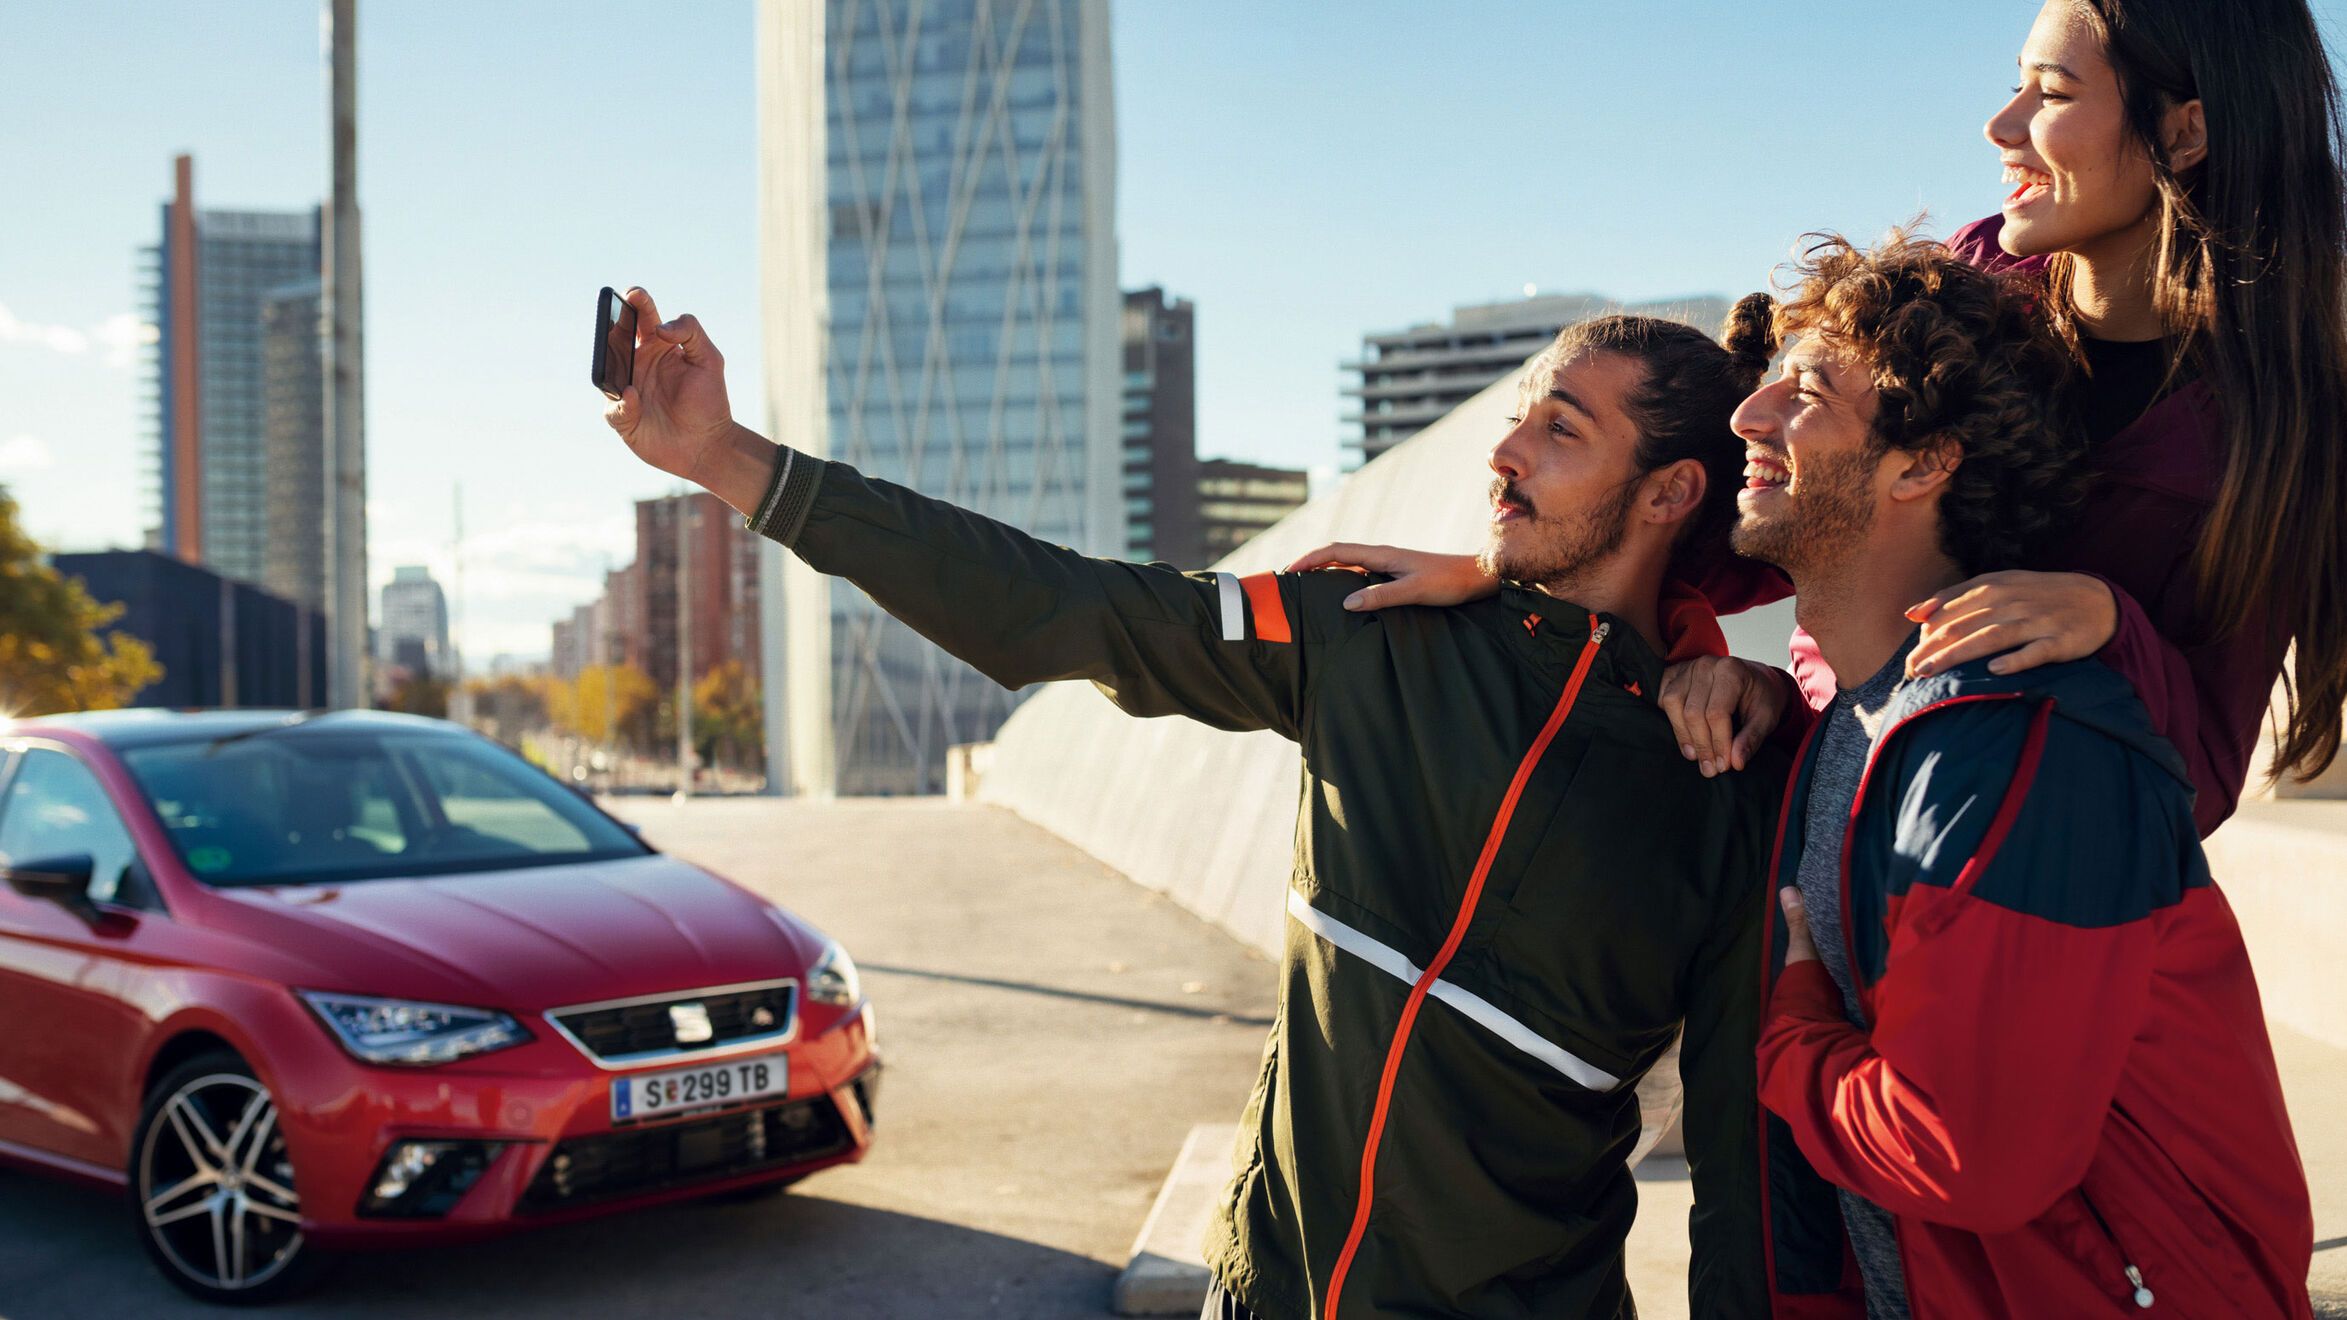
[[126, 1050, 328, 1305]]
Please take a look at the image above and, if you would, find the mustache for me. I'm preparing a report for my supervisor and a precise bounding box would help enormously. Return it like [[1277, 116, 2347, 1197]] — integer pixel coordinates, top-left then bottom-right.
[[1490, 478, 1536, 520]]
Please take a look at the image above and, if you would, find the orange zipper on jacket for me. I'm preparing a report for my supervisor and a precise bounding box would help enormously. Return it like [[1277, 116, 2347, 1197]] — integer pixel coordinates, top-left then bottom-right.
[[1321, 616, 1610, 1320]]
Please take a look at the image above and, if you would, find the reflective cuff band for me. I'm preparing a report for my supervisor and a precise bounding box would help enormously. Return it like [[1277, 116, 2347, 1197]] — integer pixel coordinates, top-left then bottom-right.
[[1214, 572, 1245, 642], [1287, 890, 1621, 1091], [744, 446, 824, 548]]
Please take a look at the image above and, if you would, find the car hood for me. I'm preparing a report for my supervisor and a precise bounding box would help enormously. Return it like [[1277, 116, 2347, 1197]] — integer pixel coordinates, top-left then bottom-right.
[[202, 854, 822, 1012]]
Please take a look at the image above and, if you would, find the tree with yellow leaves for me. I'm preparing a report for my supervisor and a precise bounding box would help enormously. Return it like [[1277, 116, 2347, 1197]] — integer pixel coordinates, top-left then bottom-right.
[[0, 490, 162, 714], [553, 663, 657, 750], [691, 659, 764, 772]]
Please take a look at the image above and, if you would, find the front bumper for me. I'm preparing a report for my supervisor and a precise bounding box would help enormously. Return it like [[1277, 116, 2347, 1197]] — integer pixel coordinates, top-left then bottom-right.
[[251, 995, 880, 1250]]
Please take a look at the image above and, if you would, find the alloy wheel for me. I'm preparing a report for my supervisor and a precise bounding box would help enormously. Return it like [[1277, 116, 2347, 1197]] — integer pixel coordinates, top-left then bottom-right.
[[137, 1071, 304, 1293]]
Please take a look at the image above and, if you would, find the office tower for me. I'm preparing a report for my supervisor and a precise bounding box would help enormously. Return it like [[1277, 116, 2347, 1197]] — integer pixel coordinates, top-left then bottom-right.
[[1343, 292, 1734, 467], [757, 0, 1120, 795], [261, 280, 327, 612], [1120, 287, 1198, 564], [143, 155, 323, 587], [1195, 459, 1309, 562], [378, 565, 449, 678]]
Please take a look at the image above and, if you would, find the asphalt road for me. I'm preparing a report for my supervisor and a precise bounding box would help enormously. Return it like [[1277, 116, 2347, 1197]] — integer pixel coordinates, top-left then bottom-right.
[[0, 798, 1279, 1319]]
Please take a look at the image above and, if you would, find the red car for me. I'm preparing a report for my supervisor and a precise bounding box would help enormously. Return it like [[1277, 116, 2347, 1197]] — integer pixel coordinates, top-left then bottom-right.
[[0, 708, 879, 1303]]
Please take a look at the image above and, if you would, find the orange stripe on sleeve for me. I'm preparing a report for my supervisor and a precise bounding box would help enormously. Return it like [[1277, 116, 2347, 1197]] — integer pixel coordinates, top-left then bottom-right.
[[1240, 573, 1292, 643]]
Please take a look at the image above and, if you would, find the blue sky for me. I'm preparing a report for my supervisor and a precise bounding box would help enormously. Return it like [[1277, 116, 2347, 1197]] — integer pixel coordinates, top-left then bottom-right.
[[9, 1, 2338, 659]]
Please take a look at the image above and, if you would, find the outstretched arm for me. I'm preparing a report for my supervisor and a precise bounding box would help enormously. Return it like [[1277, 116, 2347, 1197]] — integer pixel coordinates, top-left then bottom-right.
[[603, 288, 1338, 737]]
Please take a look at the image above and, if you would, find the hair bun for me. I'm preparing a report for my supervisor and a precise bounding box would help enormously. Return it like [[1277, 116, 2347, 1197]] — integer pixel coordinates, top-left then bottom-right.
[[1721, 292, 1778, 381]]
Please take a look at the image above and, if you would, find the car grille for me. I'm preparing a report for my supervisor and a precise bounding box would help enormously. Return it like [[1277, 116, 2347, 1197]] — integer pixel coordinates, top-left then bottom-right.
[[521, 1095, 852, 1211], [548, 981, 797, 1065]]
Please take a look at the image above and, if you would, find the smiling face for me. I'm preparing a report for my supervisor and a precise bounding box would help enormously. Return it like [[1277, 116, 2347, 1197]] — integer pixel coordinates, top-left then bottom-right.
[[1480, 349, 1652, 591], [1727, 339, 1890, 579], [1985, 1, 2194, 261]]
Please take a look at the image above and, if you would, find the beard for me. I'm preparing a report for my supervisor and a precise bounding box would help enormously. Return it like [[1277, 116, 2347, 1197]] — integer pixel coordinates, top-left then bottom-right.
[[1477, 476, 1640, 592], [1729, 446, 1877, 577]]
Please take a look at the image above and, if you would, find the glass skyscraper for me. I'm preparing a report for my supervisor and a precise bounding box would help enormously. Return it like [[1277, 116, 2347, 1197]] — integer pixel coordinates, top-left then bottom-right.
[[757, 0, 1120, 795], [143, 155, 324, 592]]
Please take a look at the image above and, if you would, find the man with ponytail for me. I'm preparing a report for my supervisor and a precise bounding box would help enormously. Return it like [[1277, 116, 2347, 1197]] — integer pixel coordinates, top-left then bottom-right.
[[601, 286, 1782, 1318], [1731, 231, 2312, 1319]]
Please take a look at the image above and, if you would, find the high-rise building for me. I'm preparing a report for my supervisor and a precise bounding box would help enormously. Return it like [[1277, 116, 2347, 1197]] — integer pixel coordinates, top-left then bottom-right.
[[757, 0, 1120, 795], [260, 280, 326, 611], [605, 563, 644, 674], [1121, 287, 1198, 564], [1342, 292, 1734, 468], [634, 491, 762, 693], [378, 565, 449, 678], [1196, 458, 1310, 562], [143, 155, 324, 587], [550, 615, 584, 681]]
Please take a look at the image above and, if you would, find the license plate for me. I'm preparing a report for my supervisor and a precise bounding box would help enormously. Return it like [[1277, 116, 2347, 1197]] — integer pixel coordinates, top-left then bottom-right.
[[611, 1054, 788, 1123]]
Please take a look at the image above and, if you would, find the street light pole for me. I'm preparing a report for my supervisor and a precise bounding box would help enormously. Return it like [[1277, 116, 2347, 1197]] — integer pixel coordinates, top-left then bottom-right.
[[675, 492, 694, 800], [321, 0, 367, 711]]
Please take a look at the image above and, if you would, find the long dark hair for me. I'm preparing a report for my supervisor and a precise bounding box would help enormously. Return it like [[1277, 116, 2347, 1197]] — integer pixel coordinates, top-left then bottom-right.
[[2055, 0, 2347, 782]]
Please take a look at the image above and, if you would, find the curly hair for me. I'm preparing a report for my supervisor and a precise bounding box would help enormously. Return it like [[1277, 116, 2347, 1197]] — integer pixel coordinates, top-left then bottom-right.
[[1745, 230, 2085, 576], [1525, 310, 1771, 571]]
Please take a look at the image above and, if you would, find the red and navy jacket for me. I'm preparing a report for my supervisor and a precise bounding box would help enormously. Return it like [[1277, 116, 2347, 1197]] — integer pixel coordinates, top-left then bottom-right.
[[1752, 654, 2313, 1318]]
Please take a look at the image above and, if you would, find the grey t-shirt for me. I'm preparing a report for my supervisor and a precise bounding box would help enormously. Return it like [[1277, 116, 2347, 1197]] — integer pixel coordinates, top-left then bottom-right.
[[1793, 633, 1917, 1319]]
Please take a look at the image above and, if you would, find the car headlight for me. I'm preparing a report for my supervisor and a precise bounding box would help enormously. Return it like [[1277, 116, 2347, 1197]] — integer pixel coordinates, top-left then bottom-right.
[[807, 941, 861, 1009], [298, 991, 533, 1066]]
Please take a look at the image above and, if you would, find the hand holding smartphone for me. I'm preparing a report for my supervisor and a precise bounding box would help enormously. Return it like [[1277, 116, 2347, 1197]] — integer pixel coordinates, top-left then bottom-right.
[[591, 285, 638, 399]]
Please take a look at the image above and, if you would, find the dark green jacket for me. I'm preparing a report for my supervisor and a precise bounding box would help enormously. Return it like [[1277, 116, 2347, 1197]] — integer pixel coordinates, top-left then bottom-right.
[[749, 449, 1776, 1319]]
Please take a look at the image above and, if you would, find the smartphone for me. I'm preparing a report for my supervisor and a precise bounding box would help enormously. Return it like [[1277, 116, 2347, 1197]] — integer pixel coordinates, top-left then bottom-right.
[[592, 286, 638, 399]]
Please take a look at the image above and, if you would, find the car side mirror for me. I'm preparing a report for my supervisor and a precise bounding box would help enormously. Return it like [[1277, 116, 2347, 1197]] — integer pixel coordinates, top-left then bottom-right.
[[4, 853, 98, 921]]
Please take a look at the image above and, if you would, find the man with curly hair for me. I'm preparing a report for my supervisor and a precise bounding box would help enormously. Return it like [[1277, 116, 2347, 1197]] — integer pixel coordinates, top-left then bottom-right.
[[1727, 232, 2309, 1318]]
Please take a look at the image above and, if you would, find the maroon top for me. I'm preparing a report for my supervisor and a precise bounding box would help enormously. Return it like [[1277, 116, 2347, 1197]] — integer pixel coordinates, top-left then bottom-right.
[[1693, 214, 2285, 836]]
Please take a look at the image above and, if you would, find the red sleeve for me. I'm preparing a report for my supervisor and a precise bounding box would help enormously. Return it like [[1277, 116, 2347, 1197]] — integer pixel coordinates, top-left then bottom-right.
[[1683, 548, 1792, 618], [2088, 573, 2262, 837], [1756, 703, 2158, 1234], [1787, 626, 1836, 715]]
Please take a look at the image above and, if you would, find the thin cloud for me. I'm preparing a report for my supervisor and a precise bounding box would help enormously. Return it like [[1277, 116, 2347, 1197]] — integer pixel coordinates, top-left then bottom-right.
[[0, 301, 88, 354], [0, 435, 56, 473], [0, 302, 155, 368], [91, 313, 158, 369]]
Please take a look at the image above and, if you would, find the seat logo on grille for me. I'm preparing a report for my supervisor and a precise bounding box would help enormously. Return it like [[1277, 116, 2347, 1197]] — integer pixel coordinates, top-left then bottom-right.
[[750, 1005, 776, 1030], [669, 1002, 715, 1045]]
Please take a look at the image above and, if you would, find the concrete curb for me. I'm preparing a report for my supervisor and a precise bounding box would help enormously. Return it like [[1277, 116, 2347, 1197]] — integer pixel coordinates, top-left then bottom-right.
[[1113, 1123, 1238, 1317]]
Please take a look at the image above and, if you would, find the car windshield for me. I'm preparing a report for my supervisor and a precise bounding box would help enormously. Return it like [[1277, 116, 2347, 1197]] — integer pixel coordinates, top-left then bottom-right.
[[118, 730, 650, 888]]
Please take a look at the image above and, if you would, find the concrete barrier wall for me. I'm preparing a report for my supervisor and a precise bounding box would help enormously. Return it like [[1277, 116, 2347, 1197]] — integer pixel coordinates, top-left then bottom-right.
[[979, 362, 1797, 957], [2203, 799, 2347, 1053]]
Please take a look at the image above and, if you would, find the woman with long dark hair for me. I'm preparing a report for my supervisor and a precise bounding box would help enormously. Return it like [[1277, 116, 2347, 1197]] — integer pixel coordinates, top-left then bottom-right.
[[1296, 0, 2347, 834]]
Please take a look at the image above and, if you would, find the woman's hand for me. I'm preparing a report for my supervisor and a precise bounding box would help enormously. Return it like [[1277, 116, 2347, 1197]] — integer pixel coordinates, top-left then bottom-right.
[[1657, 655, 1789, 777], [602, 287, 737, 487], [1281, 544, 1496, 611], [1903, 571, 2118, 680]]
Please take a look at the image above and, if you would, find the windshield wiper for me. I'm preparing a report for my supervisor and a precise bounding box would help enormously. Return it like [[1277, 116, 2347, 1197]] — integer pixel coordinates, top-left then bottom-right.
[[203, 709, 341, 753]]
